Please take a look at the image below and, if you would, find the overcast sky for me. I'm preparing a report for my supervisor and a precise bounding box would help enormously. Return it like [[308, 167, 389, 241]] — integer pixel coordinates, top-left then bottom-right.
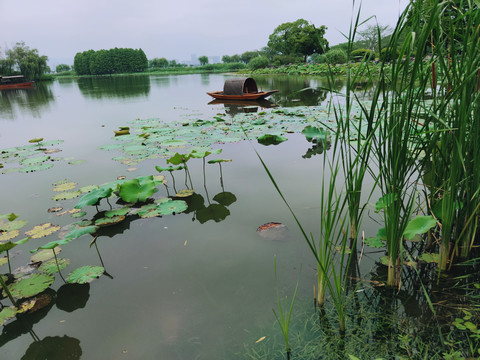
[[1, 0, 409, 67]]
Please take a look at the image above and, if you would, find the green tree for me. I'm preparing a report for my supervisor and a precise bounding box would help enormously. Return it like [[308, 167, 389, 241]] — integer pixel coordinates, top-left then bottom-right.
[[222, 55, 232, 63], [249, 56, 270, 70], [74, 50, 95, 75], [149, 57, 168, 69], [358, 24, 392, 53], [267, 19, 329, 61], [55, 64, 71, 73], [241, 51, 261, 64], [198, 56, 209, 65], [5, 42, 49, 80]]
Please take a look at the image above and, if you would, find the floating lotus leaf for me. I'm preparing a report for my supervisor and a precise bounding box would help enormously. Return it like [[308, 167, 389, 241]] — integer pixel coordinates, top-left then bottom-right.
[[118, 176, 158, 203], [43, 149, 61, 154], [30, 247, 61, 262], [0, 230, 19, 241], [67, 266, 104, 284], [42, 139, 64, 147], [154, 197, 172, 205], [257, 134, 288, 146], [28, 138, 44, 143], [19, 163, 54, 173], [20, 155, 50, 166], [4, 273, 55, 299], [16, 298, 37, 314], [213, 192, 237, 206], [25, 223, 60, 239], [71, 211, 87, 218], [0, 220, 28, 232], [137, 204, 162, 218], [99, 143, 124, 151], [156, 200, 188, 215], [0, 307, 16, 326], [364, 236, 385, 248], [95, 215, 125, 227], [68, 159, 86, 165], [0, 257, 8, 267], [105, 207, 130, 218], [175, 189, 195, 197], [53, 182, 77, 192], [0, 213, 18, 221], [190, 148, 222, 159], [403, 216, 437, 241], [0, 167, 20, 174], [155, 165, 184, 172], [62, 225, 98, 241], [74, 187, 113, 209], [302, 125, 328, 142], [375, 193, 398, 212], [52, 191, 82, 201], [152, 175, 166, 185], [79, 185, 99, 193], [48, 207, 63, 213], [39, 258, 70, 274], [32, 239, 70, 252]]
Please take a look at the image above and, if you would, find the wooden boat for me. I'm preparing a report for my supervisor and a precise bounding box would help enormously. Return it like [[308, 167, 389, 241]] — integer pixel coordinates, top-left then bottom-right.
[[0, 75, 34, 90], [207, 77, 278, 100]]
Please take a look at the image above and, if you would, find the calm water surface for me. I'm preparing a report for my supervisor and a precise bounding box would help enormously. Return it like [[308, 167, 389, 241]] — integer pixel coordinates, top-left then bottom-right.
[[0, 74, 378, 359]]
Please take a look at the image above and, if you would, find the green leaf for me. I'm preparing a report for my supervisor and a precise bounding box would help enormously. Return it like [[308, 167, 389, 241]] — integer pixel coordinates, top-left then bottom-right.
[[67, 266, 104, 284], [302, 125, 328, 142], [118, 176, 158, 203], [364, 236, 385, 248], [0, 213, 18, 221], [155, 200, 188, 215], [4, 273, 55, 299], [375, 193, 398, 212], [38, 258, 70, 274], [167, 152, 191, 165], [207, 159, 232, 164], [257, 134, 288, 146], [403, 216, 437, 240], [62, 225, 99, 240], [105, 207, 130, 217], [74, 187, 113, 209], [0, 307, 16, 326], [419, 253, 439, 264], [155, 165, 184, 172], [30, 247, 61, 262], [0, 219, 28, 232]]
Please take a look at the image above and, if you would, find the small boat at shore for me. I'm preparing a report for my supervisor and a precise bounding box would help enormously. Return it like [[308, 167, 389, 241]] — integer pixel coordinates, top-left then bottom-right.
[[207, 77, 278, 100], [0, 75, 34, 90]]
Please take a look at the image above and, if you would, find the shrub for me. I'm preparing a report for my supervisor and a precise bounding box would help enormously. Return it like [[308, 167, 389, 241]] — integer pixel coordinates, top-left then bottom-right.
[[350, 48, 375, 62], [272, 54, 303, 67], [380, 47, 399, 62], [325, 49, 347, 64], [249, 56, 270, 70]]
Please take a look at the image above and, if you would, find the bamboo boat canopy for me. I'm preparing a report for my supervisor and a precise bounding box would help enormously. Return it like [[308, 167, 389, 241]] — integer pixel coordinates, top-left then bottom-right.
[[223, 78, 258, 95]]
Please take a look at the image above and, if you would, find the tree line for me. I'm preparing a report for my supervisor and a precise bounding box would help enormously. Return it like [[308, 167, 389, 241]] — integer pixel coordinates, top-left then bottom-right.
[[73, 48, 148, 75], [0, 42, 49, 80]]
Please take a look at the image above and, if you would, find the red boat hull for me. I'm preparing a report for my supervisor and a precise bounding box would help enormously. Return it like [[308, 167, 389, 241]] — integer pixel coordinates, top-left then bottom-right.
[[0, 82, 34, 90], [207, 90, 278, 100]]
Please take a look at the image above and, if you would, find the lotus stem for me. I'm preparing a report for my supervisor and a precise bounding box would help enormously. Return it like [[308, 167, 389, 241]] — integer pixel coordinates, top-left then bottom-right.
[[53, 250, 66, 283], [6, 250, 11, 274], [0, 273, 16, 307]]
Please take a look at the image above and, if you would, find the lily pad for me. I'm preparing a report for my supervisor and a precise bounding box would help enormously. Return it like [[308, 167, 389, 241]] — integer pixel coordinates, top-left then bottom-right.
[[20, 155, 50, 166], [53, 182, 77, 192], [4, 273, 55, 299], [19, 163, 54, 173], [61, 225, 99, 241], [52, 191, 82, 201], [118, 176, 158, 203], [67, 266, 104, 284], [0, 230, 19, 241], [38, 258, 70, 274], [155, 200, 188, 215], [95, 215, 125, 227], [175, 189, 195, 198], [302, 125, 328, 142], [74, 187, 113, 209], [403, 216, 437, 240], [30, 247, 62, 262], [257, 134, 288, 146], [105, 207, 130, 217], [0, 220, 28, 232], [25, 223, 60, 239], [0, 307, 16, 326]]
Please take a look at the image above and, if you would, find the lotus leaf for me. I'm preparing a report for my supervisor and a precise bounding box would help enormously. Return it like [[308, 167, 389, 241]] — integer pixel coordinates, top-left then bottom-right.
[[137, 204, 162, 218], [95, 215, 125, 226], [155, 165, 183, 172], [28, 138, 44, 143], [39, 258, 70, 274], [156, 200, 188, 215], [403, 216, 437, 240], [154, 197, 172, 205], [62, 225, 98, 241], [20, 155, 50, 166], [167, 153, 191, 165], [0, 220, 28, 232], [375, 193, 398, 212], [74, 187, 113, 209], [0, 257, 8, 267], [32, 239, 70, 252], [0, 307, 16, 326], [19, 163, 54, 173], [68, 159, 86, 165], [257, 134, 288, 145], [48, 207, 63, 213], [52, 191, 82, 201], [175, 189, 195, 197], [364, 236, 385, 248], [0, 230, 19, 241], [0, 213, 18, 221], [190, 148, 222, 159], [212, 192, 237, 206], [53, 182, 77, 192], [41, 140, 64, 147], [118, 176, 158, 203], [16, 299, 37, 314], [152, 175, 166, 185], [105, 207, 130, 217], [43, 148, 61, 154], [99, 144, 124, 151], [5, 273, 55, 299], [30, 247, 61, 262], [25, 223, 60, 239], [71, 211, 87, 218], [302, 125, 328, 142], [67, 265, 104, 284]]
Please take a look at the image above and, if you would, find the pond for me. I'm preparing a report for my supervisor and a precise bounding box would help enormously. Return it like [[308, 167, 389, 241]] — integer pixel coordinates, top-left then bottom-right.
[[0, 73, 449, 359]]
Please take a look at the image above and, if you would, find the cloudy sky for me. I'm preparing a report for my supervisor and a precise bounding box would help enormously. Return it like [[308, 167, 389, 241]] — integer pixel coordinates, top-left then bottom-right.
[[1, 0, 409, 67]]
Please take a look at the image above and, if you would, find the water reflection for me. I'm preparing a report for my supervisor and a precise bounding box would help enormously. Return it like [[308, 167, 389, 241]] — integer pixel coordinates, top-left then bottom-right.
[[77, 75, 151, 99], [0, 83, 55, 120], [22, 335, 82, 360], [208, 99, 277, 116]]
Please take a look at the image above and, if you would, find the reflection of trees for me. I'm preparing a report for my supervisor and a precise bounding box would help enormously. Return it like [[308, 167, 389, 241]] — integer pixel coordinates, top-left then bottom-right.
[[0, 82, 55, 120], [77, 75, 150, 99], [208, 99, 277, 116]]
